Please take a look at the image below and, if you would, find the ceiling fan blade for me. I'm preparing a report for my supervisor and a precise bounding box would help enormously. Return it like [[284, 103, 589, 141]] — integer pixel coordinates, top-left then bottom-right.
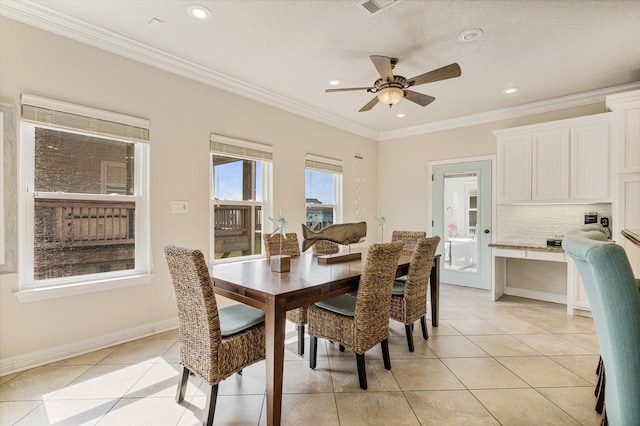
[[370, 55, 394, 81], [409, 63, 462, 86], [325, 87, 373, 93], [404, 90, 436, 107], [359, 96, 379, 112]]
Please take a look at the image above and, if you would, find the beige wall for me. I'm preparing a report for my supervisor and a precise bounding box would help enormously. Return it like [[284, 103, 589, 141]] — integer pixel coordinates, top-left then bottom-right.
[[0, 18, 377, 367]]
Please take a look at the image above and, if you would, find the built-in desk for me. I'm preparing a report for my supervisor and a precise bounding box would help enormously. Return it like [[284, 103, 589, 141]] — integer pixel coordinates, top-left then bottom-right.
[[490, 243, 591, 316]]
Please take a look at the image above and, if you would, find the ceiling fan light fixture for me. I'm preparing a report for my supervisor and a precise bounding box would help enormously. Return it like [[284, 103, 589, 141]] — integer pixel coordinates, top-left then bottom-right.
[[377, 86, 404, 106]]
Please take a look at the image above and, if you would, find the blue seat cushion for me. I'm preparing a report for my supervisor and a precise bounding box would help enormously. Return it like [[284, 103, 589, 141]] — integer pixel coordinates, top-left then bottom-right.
[[219, 303, 265, 337], [395, 274, 407, 283], [315, 294, 356, 317], [392, 280, 406, 296]]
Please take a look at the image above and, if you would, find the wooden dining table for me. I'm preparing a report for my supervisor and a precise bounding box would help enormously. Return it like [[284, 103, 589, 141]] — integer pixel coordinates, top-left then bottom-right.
[[210, 248, 441, 426]]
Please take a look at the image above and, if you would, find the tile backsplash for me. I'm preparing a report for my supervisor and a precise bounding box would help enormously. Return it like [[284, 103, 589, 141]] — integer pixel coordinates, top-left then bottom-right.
[[496, 204, 612, 246]]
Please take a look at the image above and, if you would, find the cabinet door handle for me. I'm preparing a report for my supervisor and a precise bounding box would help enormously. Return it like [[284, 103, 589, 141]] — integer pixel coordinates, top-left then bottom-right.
[[484, 229, 490, 234]]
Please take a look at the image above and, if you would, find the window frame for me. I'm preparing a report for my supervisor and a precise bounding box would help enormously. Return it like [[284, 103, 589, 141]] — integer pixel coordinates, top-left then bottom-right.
[[209, 134, 273, 264], [305, 154, 343, 229], [17, 95, 151, 302]]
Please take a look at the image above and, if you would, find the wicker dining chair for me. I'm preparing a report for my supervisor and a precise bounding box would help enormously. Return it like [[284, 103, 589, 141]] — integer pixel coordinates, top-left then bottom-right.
[[391, 230, 427, 282], [263, 232, 301, 260], [392, 230, 427, 256], [390, 236, 440, 352], [312, 240, 340, 255], [263, 233, 308, 356], [308, 241, 404, 390], [165, 245, 266, 426]]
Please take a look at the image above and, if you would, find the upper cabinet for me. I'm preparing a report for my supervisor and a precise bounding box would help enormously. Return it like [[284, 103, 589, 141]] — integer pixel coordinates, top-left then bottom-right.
[[497, 133, 531, 202], [495, 113, 612, 204], [532, 128, 570, 201], [606, 90, 640, 276], [571, 121, 610, 201], [606, 91, 640, 174]]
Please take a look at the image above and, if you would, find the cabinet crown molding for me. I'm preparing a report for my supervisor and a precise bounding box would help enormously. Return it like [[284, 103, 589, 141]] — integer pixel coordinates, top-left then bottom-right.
[[493, 112, 612, 137]]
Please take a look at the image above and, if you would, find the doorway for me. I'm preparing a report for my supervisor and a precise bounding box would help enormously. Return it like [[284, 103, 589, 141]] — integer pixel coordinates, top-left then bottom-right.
[[432, 159, 492, 289]]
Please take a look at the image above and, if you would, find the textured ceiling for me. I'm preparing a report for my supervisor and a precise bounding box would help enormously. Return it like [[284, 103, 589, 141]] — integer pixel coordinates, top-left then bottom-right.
[[3, 0, 640, 138]]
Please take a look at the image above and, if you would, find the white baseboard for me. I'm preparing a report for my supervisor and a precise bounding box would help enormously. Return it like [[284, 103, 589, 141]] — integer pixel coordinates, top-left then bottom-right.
[[0, 318, 178, 376], [504, 286, 567, 305]]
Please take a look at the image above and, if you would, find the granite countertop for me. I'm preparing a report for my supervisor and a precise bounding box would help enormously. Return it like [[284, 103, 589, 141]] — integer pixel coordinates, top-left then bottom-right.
[[488, 243, 564, 253]]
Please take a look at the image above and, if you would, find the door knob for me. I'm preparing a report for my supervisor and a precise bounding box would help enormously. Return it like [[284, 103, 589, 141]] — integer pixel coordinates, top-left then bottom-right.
[[484, 229, 490, 234]]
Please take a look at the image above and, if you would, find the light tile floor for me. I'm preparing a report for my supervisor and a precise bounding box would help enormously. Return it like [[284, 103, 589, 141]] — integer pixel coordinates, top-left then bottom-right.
[[0, 284, 603, 425]]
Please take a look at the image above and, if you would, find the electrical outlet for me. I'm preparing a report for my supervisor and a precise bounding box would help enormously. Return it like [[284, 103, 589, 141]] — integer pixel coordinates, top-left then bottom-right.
[[600, 217, 609, 227]]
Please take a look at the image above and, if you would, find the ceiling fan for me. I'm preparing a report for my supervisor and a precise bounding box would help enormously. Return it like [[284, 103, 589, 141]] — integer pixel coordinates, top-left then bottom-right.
[[326, 55, 462, 112]]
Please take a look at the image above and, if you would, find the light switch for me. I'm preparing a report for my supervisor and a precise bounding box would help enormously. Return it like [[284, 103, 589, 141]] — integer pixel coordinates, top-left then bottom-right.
[[171, 200, 188, 214]]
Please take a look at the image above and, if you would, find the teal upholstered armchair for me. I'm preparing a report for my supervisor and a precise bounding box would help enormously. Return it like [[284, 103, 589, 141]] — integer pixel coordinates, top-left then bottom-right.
[[562, 225, 640, 426]]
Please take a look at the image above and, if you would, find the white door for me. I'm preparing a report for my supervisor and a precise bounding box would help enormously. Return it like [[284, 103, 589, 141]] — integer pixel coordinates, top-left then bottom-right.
[[432, 160, 492, 289]]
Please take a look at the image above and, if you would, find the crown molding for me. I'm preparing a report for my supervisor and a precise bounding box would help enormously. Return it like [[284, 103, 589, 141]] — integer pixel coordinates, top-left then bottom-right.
[[605, 89, 640, 109], [0, 1, 379, 140], [378, 81, 640, 141], [2, 1, 639, 142]]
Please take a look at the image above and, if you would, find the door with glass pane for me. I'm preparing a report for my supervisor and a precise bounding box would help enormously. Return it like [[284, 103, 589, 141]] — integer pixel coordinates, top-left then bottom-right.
[[432, 160, 492, 289]]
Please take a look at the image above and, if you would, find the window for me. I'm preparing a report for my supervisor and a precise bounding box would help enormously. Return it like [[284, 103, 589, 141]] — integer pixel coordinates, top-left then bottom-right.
[[210, 134, 272, 262], [19, 94, 150, 295], [305, 155, 343, 231]]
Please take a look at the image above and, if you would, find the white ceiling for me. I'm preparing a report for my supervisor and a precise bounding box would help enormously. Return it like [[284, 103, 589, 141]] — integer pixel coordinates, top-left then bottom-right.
[[3, 0, 640, 139]]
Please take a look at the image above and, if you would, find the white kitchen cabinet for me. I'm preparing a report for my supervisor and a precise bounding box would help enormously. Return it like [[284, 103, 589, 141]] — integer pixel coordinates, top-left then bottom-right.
[[606, 90, 640, 275], [497, 134, 531, 203], [532, 129, 570, 201], [607, 91, 640, 174], [495, 113, 611, 204], [571, 121, 611, 201]]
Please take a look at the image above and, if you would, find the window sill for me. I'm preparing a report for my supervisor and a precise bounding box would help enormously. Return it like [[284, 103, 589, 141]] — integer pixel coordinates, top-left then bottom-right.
[[15, 274, 153, 303]]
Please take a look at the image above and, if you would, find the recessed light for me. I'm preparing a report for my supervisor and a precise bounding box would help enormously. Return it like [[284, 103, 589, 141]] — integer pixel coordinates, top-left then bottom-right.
[[502, 87, 520, 94], [187, 4, 212, 20], [327, 79, 341, 86], [395, 113, 406, 118], [458, 28, 483, 42]]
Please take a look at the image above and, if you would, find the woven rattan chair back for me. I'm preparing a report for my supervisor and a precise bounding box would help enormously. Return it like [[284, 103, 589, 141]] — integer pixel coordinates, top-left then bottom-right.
[[353, 241, 405, 347], [392, 230, 427, 256], [263, 233, 301, 259], [164, 245, 266, 425], [403, 236, 440, 302], [389, 236, 440, 351], [165, 245, 222, 381], [312, 240, 340, 255], [308, 241, 404, 389]]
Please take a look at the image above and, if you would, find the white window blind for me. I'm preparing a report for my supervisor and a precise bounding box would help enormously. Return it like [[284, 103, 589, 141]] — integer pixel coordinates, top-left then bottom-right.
[[21, 94, 149, 143], [210, 134, 273, 161], [305, 154, 343, 174]]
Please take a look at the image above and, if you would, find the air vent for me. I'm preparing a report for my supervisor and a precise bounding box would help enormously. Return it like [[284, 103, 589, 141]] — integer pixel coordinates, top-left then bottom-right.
[[358, 0, 402, 16]]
